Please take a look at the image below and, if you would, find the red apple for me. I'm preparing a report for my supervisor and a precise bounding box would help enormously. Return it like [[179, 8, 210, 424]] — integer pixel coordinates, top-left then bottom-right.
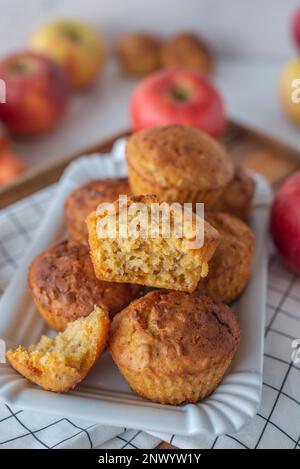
[[0, 137, 24, 184], [292, 7, 300, 49], [270, 171, 300, 274], [0, 52, 70, 136], [130, 68, 226, 138]]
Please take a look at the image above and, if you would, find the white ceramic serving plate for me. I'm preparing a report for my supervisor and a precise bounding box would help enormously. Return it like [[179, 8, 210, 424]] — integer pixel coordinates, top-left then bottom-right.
[[0, 141, 272, 436]]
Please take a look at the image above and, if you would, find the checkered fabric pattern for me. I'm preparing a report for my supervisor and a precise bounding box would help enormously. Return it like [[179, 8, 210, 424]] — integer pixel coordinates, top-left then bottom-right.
[[0, 186, 299, 449]]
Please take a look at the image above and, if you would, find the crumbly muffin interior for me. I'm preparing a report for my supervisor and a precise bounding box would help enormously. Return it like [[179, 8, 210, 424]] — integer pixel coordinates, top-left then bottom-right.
[[12, 307, 106, 372], [96, 236, 207, 290]]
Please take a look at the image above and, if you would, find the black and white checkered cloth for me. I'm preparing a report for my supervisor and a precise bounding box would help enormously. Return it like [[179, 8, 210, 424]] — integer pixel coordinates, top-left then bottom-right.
[[0, 186, 299, 449]]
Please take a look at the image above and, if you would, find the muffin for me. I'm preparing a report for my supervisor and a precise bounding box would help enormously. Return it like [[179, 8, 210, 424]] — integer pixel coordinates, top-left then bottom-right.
[[28, 240, 141, 331], [211, 166, 255, 220], [109, 290, 240, 404], [161, 33, 212, 74], [7, 306, 109, 392], [87, 194, 219, 293], [126, 125, 234, 208], [197, 212, 255, 304], [64, 178, 130, 242], [117, 33, 161, 76]]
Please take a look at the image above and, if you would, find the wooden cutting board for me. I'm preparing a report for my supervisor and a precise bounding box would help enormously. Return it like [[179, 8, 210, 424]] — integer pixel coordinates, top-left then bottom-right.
[[0, 120, 300, 210], [0, 120, 299, 449]]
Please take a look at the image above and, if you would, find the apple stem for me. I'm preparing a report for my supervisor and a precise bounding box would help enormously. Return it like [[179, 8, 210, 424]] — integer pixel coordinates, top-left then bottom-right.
[[170, 86, 190, 102], [62, 29, 81, 43], [9, 62, 28, 74]]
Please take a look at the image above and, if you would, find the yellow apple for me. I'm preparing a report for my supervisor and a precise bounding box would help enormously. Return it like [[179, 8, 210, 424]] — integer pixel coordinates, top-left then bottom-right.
[[279, 58, 300, 125], [30, 20, 105, 89]]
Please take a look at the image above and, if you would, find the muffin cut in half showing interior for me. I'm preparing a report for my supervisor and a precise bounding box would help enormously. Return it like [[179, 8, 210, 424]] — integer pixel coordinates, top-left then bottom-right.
[[109, 290, 240, 405], [87, 194, 219, 292], [197, 212, 255, 304], [7, 306, 110, 393], [28, 240, 141, 330]]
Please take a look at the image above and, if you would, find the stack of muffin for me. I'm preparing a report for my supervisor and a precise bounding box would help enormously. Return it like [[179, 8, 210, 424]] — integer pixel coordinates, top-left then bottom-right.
[[7, 124, 255, 406]]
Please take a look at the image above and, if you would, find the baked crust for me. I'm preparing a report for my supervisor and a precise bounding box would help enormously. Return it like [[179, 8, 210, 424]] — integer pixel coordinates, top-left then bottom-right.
[[212, 166, 255, 220], [28, 240, 141, 330], [7, 306, 110, 393], [197, 212, 255, 303], [126, 125, 234, 208], [64, 178, 130, 242], [161, 33, 212, 74], [117, 33, 161, 76], [87, 194, 220, 292], [109, 290, 240, 404]]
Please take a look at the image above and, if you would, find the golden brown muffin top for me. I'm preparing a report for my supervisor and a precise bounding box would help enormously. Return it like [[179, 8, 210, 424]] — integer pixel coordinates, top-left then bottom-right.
[[64, 178, 130, 240], [109, 290, 240, 376], [126, 125, 234, 193], [117, 33, 162, 76], [161, 33, 212, 73], [201, 211, 255, 280], [212, 166, 255, 219], [118, 33, 161, 56], [229, 166, 255, 197], [29, 240, 141, 318]]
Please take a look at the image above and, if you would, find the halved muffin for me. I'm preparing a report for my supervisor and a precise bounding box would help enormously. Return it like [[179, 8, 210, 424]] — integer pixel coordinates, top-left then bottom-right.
[[7, 306, 109, 392], [87, 194, 219, 292], [109, 290, 240, 404], [197, 212, 255, 303], [126, 125, 234, 208]]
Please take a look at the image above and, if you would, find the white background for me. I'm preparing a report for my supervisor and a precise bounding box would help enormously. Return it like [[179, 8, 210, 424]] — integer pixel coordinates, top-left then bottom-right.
[[0, 0, 299, 169]]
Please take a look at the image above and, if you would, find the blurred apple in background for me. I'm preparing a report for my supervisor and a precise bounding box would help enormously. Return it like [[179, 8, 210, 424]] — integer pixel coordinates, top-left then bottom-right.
[[0, 52, 70, 137], [279, 58, 300, 125], [0, 137, 24, 185], [270, 171, 300, 275], [29, 20, 105, 89], [292, 7, 300, 49], [130, 68, 226, 138]]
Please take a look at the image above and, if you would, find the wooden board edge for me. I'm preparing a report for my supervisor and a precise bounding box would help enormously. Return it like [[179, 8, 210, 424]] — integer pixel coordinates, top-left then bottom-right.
[[1, 120, 300, 209]]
